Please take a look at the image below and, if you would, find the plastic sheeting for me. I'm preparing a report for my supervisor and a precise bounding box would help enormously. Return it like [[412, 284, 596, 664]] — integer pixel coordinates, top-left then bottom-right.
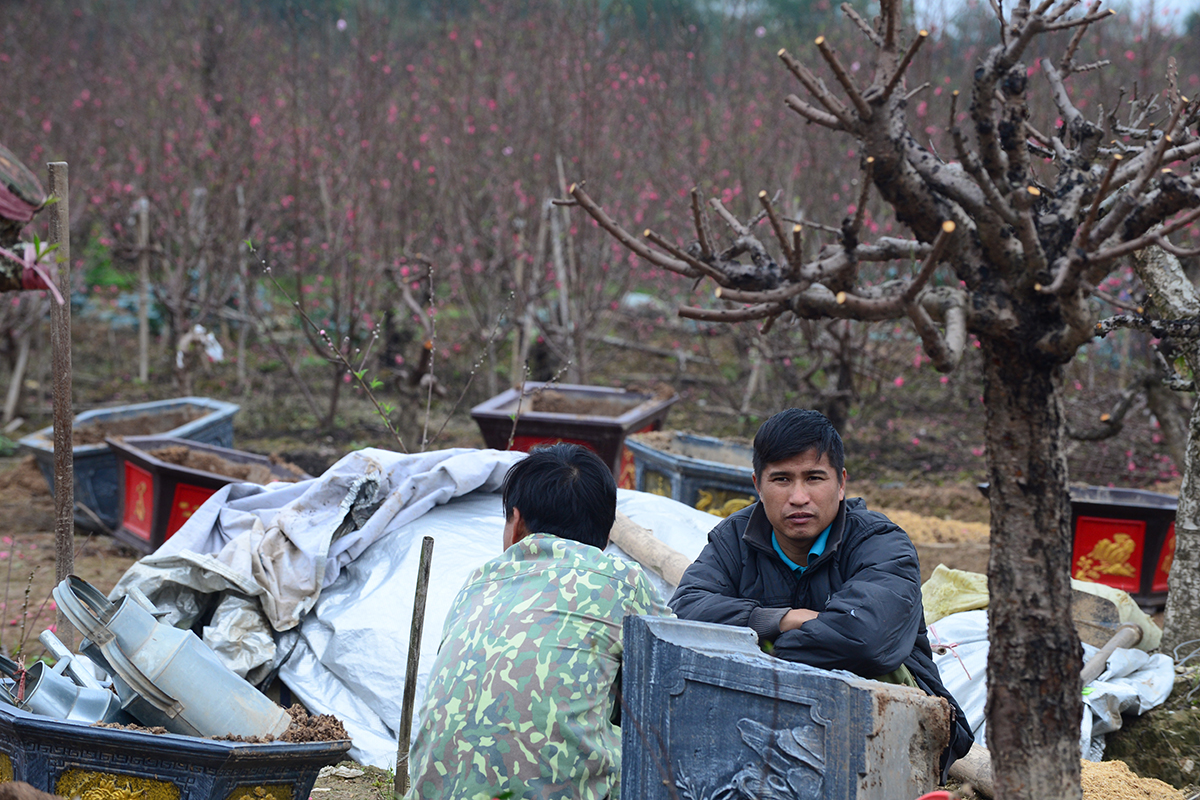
[[277, 488, 717, 767], [928, 609, 1175, 760], [112, 446, 719, 767]]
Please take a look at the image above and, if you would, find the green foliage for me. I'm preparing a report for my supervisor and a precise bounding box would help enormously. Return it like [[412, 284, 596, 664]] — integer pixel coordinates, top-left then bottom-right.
[[0, 435, 18, 457], [81, 233, 132, 290]]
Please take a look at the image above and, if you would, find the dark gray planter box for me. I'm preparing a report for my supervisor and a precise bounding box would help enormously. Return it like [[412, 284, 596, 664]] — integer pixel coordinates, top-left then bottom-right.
[[0, 701, 349, 800], [19, 397, 239, 532], [625, 431, 758, 517]]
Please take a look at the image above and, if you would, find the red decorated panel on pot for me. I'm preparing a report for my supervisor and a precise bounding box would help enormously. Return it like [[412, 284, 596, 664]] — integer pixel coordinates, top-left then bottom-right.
[[122, 462, 155, 542], [166, 483, 217, 539], [1071, 516, 1144, 594], [1151, 522, 1175, 595]]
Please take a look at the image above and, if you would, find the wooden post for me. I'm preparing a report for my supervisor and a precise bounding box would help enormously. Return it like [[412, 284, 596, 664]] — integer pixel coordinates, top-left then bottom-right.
[[395, 535, 435, 796], [236, 185, 249, 389], [2, 331, 30, 424], [48, 161, 73, 649], [137, 197, 150, 384]]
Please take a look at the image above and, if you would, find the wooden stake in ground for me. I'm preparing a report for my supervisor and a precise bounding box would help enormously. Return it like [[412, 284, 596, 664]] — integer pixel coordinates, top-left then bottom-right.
[[395, 535, 434, 796], [48, 161, 73, 649], [137, 197, 150, 384]]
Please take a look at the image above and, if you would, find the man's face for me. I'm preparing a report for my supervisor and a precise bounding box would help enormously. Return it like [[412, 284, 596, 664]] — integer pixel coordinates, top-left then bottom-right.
[[752, 449, 846, 565]]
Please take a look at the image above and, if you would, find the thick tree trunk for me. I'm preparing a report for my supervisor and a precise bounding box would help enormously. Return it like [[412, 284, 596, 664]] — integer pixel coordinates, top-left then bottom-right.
[[981, 339, 1083, 800], [1162, 399, 1200, 654], [1134, 247, 1200, 654]]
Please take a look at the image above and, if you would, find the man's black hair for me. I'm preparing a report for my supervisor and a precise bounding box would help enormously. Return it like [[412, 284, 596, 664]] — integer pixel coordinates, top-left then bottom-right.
[[752, 408, 845, 479], [501, 442, 616, 549]]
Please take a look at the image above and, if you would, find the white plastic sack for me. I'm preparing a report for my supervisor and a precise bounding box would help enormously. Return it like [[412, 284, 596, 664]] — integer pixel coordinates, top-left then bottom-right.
[[928, 609, 1175, 759]]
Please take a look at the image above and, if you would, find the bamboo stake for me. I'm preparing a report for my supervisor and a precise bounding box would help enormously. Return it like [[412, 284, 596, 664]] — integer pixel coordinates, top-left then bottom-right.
[[137, 197, 150, 384], [395, 535, 435, 796], [48, 161, 73, 649]]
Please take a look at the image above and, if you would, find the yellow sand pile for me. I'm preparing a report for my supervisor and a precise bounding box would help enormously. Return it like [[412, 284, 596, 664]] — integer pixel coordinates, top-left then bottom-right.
[[1081, 759, 1185, 800]]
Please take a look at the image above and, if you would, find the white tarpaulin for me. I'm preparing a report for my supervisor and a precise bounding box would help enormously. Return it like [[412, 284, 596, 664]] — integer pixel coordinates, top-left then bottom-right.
[[928, 609, 1175, 760], [112, 447, 718, 766]]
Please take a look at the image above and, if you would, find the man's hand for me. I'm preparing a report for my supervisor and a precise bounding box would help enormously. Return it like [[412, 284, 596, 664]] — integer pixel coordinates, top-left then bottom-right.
[[779, 608, 819, 632]]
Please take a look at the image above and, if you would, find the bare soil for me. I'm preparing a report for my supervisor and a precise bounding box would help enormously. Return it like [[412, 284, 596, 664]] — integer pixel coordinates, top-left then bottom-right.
[[531, 389, 643, 416], [148, 446, 306, 484], [71, 408, 206, 446]]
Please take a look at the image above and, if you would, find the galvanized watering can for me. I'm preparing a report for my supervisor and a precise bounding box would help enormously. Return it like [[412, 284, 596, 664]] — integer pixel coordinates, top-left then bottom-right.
[[53, 575, 292, 739], [0, 652, 130, 724]]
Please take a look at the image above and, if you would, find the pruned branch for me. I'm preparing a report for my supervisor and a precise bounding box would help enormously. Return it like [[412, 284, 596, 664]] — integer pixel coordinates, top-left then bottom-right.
[[1095, 314, 1200, 340], [879, 30, 928, 104], [1089, 206, 1200, 265], [815, 36, 872, 120], [569, 183, 700, 280], [677, 302, 781, 322], [841, 2, 883, 46], [778, 48, 854, 128], [691, 188, 714, 260]]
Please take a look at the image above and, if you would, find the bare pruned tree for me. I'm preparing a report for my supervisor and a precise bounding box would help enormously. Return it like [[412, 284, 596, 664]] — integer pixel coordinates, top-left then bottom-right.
[[565, 0, 1200, 796]]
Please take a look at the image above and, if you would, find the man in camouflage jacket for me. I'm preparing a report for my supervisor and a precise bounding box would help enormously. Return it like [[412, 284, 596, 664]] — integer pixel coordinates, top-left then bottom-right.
[[405, 443, 671, 800]]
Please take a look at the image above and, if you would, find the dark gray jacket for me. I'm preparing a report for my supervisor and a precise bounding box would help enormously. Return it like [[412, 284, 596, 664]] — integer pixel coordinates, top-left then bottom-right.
[[670, 497, 973, 775]]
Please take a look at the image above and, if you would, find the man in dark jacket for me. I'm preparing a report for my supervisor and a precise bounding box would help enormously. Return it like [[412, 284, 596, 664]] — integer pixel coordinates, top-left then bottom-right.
[[670, 408, 973, 777]]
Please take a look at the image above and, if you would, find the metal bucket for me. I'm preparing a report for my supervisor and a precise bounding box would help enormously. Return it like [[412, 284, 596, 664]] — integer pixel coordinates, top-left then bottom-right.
[[53, 576, 291, 739], [0, 655, 129, 724]]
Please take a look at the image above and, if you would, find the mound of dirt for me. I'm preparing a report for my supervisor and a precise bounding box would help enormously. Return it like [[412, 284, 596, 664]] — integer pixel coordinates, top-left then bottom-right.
[[879, 508, 990, 544], [280, 703, 349, 743], [1081, 759, 1187, 800], [856, 482, 991, 524]]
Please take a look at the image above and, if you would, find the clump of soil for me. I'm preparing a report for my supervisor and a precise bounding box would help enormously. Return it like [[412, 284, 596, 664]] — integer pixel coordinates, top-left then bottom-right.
[[71, 409, 207, 446], [1081, 759, 1186, 800], [148, 446, 306, 484], [279, 703, 349, 743], [93, 704, 347, 743]]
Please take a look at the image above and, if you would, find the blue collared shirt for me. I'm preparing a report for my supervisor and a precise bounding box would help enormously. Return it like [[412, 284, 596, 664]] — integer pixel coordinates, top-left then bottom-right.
[[772, 523, 832, 574]]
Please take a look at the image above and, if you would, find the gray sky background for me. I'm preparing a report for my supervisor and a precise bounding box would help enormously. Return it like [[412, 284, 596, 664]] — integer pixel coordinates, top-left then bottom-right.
[[910, 0, 1198, 33]]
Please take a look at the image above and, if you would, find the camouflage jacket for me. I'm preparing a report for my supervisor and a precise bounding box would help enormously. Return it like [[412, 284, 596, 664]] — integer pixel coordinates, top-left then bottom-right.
[[405, 532, 672, 800]]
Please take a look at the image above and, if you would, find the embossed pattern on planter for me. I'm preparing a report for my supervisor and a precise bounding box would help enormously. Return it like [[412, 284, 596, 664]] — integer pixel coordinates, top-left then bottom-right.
[[622, 616, 951, 800]]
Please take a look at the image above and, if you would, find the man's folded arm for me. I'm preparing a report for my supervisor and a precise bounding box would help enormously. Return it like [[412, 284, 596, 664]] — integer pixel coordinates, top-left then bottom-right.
[[670, 536, 780, 630], [769, 540, 923, 675]]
